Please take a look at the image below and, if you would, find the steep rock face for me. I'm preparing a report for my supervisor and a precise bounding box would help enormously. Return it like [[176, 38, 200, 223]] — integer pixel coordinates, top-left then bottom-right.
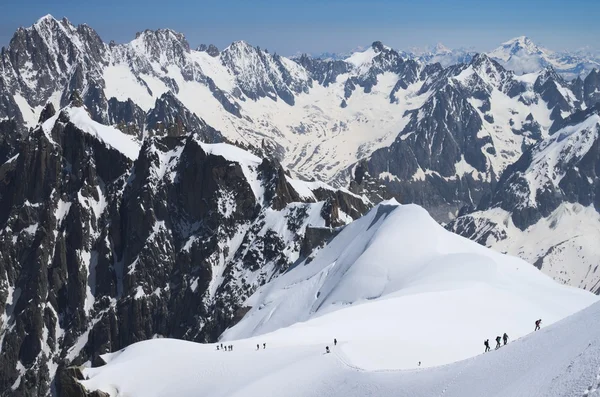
[[0, 104, 370, 397], [0, 105, 134, 397], [294, 54, 352, 87], [341, 42, 422, 102], [220, 41, 311, 106], [491, 104, 600, 230], [0, 16, 107, 109], [107, 98, 145, 139], [145, 92, 223, 141], [448, 104, 600, 292], [583, 69, 600, 108]]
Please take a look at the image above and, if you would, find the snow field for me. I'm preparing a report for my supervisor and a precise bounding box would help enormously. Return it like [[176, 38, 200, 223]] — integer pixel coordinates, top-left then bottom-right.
[[77, 200, 598, 396], [81, 299, 600, 397], [222, 201, 595, 369]]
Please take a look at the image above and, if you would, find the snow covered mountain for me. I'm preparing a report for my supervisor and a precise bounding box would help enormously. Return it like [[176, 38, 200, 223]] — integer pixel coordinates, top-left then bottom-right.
[[412, 43, 476, 68], [356, 54, 598, 220], [488, 36, 600, 80], [2, 16, 596, 218], [2, 15, 600, 396], [449, 104, 600, 293], [222, 201, 594, 353], [71, 200, 598, 397], [0, 95, 369, 396]]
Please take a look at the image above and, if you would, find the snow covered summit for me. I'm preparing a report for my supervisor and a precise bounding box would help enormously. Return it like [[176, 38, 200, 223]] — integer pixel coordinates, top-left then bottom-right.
[[222, 200, 596, 370], [488, 36, 600, 79]]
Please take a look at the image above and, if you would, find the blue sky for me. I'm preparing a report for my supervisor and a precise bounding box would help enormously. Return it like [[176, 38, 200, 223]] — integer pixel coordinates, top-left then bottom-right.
[[1, 0, 598, 55]]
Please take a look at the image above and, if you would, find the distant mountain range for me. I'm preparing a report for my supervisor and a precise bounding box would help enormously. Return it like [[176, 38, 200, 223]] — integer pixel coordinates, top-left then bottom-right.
[[298, 36, 600, 80]]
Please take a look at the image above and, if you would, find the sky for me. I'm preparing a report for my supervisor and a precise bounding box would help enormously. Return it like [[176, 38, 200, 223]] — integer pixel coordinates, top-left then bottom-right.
[[1, 0, 599, 55]]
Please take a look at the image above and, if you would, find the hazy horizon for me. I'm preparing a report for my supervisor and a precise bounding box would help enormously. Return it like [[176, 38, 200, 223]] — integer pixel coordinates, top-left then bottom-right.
[[2, 0, 599, 56]]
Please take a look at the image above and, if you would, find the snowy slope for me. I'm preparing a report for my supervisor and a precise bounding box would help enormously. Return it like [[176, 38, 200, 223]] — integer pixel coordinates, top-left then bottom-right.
[[77, 217, 600, 397], [64, 107, 141, 160], [488, 36, 600, 79], [449, 107, 600, 292], [220, 201, 595, 370], [80, 300, 600, 397], [451, 204, 600, 292]]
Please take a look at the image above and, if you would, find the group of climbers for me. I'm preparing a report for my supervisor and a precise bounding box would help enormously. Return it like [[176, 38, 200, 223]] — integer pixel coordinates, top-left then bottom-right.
[[217, 343, 234, 351], [325, 338, 337, 354], [216, 318, 545, 359], [484, 319, 542, 353], [215, 319, 545, 361], [217, 339, 337, 354]]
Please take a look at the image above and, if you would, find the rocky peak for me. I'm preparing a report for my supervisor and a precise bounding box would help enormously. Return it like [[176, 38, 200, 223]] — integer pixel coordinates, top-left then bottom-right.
[[467, 53, 515, 92], [146, 92, 223, 141], [220, 40, 311, 105], [69, 90, 85, 107], [197, 44, 220, 57], [490, 36, 545, 61], [371, 41, 385, 52], [130, 29, 191, 61], [432, 42, 452, 54], [32, 13, 63, 31], [583, 68, 600, 107], [38, 102, 56, 123], [534, 66, 564, 89], [504, 36, 539, 52]]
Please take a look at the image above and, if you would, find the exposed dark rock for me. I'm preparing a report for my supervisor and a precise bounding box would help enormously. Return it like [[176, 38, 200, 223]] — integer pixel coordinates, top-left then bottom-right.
[[38, 103, 56, 124], [0, 107, 369, 397], [107, 98, 145, 139], [145, 92, 223, 141]]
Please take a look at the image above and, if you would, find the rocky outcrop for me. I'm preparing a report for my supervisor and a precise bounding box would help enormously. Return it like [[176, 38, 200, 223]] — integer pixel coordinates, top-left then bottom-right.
[[294, 54, 352, 87], [0, 103, 370, 397], [145, 92, 222, 141]]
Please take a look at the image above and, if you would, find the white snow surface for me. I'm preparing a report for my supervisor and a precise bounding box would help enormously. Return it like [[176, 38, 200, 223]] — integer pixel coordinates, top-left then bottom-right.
[[80, 202, 599, 396], [488, 36, 600, 79], [221, 201, 595, 368], [523, 114, 600, 206], [65, 107, 141, 160], [460, 204, 600, 293], [450, 111, 600, 293]]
